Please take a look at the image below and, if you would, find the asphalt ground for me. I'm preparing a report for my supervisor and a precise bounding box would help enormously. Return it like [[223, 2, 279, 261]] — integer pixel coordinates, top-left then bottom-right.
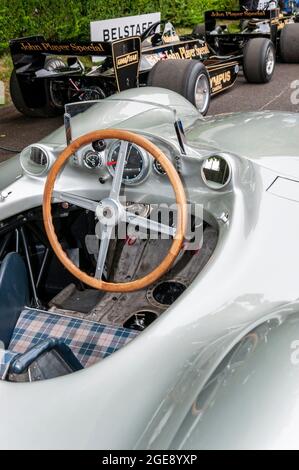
[[0, 63, 298, 163]]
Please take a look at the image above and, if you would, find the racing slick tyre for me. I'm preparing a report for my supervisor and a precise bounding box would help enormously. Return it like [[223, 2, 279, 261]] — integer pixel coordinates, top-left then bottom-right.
[[10, 58, 66, 118], [10, 70, 47, 118], [192, 24, 206, 37], [243, 38, 275, 83], [280, 24, 299, 63], [148, 60, 211, 115]]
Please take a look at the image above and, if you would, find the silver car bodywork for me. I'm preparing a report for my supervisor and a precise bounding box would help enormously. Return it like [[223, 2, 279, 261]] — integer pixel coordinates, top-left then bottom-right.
[[1, 87, 299, 449]]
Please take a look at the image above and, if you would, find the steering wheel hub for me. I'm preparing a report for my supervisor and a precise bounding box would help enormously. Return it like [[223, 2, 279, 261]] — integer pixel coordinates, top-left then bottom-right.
[[96, 198, 123, 226]]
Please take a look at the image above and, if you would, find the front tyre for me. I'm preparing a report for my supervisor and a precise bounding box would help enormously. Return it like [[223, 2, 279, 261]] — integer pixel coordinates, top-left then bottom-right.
[[243, 38, 275, 83], [148, 60, 211, 115]]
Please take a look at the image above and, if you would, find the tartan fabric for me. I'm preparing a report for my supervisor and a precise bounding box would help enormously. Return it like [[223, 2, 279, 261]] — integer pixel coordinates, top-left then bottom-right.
[[9, 309, 138, 368], [0, 349, 18, 380]]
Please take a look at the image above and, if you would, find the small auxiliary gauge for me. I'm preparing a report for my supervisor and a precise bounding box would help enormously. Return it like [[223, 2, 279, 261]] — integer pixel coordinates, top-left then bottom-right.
[[153, 160, 166, 175], [83, 150, 102, 169]]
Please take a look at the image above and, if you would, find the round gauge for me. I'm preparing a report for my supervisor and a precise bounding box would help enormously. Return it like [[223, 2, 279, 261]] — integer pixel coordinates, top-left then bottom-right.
[[107, 141, 149, 184], [83, 150, 102, 169], [153, 160, 166, 175]]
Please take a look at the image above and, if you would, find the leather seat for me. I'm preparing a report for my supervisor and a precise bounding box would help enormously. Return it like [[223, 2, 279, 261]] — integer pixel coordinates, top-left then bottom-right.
[[0, 253, 29, 348]]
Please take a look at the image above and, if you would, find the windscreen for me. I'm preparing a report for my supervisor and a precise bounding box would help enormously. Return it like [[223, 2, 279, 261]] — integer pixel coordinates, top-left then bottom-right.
[[64, 99, 183, 141]]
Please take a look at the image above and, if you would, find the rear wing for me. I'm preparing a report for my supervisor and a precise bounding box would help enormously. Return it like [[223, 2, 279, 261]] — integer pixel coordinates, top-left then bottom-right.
[[204, 9, 280, 33], [9, 35, 141, 92]]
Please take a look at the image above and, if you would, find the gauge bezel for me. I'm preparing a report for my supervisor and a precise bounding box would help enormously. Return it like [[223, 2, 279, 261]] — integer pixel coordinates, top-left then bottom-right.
[[201, 154, 232, 191], [20, 144, 50, 177], [82, 149, 102, 169], [107, 140, 150, 185]]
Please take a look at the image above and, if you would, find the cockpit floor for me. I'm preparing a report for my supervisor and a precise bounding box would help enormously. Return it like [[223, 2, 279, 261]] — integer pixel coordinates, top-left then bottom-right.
[[49, 283, 104, 314], [49, 226, 218, 329]]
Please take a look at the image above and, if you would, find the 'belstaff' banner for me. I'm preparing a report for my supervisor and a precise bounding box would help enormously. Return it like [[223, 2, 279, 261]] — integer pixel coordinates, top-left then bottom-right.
[[90, 12, 161, 43]]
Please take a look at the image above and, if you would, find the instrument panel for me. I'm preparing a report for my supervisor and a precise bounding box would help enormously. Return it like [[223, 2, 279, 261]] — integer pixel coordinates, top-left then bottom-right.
[[72, 138, 173, 186]]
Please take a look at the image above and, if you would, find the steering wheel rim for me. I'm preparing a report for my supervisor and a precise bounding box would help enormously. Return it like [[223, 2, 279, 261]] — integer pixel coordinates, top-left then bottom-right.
[[43, 129, 187, 292]]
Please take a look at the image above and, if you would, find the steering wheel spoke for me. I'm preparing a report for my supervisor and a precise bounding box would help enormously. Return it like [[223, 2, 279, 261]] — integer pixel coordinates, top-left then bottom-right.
[[52, 190, 98, 212], [95, 224, 114, 280], [123, 211, 176, 237], [109, 141, 129, 200]]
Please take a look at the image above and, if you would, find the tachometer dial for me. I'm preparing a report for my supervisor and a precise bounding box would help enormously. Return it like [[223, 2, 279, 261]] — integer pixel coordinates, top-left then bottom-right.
[[107, 142, 149, 184]]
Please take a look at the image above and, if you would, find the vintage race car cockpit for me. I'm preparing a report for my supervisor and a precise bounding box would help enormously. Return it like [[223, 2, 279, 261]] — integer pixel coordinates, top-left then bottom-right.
[[2, 86, 299, 389], [0, 90, 238, 382]]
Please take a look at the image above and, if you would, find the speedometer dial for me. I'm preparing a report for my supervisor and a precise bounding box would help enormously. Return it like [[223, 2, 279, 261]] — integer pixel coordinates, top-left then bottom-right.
[[107, 142, 149, 185]]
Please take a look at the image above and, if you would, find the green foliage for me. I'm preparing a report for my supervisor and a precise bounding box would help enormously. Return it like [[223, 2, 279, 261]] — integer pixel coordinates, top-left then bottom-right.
[[0, 0, 239, 54]]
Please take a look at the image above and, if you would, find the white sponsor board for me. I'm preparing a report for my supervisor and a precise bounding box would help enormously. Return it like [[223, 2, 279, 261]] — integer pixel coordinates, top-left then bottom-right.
[[257, 0, 277, 8], [90, 12, 161, 43]]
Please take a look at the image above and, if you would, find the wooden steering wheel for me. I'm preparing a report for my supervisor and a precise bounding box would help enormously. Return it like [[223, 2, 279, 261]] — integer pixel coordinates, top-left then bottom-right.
[[43, 129, 187, 292]]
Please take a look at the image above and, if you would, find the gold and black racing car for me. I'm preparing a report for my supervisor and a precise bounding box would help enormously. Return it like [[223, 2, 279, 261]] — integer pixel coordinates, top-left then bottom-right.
[[192, 0, 299, 72], [9, 19, 276, 118]]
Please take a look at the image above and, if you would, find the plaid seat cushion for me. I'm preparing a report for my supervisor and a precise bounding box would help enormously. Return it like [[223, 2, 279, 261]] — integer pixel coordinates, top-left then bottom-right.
[[9, 309, 138, 368]]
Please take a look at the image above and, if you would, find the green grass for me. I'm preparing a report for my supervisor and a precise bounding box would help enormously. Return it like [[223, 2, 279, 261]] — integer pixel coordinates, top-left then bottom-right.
[[0, 53, 12, 106]]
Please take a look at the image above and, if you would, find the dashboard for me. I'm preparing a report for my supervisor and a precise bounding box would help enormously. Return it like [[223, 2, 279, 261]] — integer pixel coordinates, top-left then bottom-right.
[[71, 138, 170, 185], [19, 137, 233, 197]]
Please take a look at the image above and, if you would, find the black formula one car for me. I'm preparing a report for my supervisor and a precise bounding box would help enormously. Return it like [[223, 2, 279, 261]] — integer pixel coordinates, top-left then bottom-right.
[[193, 0, 299, 70], [9, 20, 275, 118]]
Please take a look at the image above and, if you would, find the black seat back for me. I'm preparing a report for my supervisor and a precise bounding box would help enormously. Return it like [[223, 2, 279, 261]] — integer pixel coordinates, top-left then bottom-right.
[[0, 253, 29, 348]]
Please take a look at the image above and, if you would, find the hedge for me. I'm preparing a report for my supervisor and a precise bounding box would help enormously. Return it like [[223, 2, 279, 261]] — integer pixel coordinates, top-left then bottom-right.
[[0, 0, 238, 54]]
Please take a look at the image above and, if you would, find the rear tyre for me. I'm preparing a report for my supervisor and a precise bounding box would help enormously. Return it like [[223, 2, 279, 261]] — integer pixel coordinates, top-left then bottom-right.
[[192, 24, 206, 37], [280, 24, 299, 63], [148, 60, 211, 115], [10, 58, 66, 118], [243, 38, 275, 83], [10, 70, 47, 118]]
